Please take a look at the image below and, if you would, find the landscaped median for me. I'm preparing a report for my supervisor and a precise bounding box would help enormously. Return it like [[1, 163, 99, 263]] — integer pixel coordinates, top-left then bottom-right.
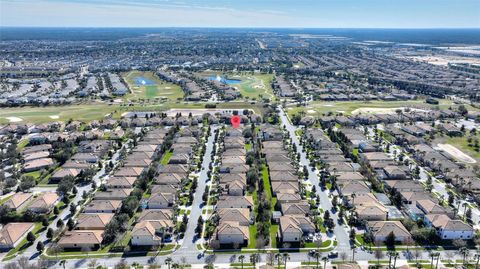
[[196, 238, 336, 254], [41, 243, 179, 260]]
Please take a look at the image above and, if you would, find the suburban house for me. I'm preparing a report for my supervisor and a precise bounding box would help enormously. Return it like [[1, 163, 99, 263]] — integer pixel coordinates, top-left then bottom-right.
[[83, 200, 122, 213], [137, 209, 174, 222], [58, 230, 104, 250], [0, 223, 35, 249], [147, 193, 175, 209], [4, 192, 33, 211], [75, 213, 114, 230], [94, 189, 133, 200], [367, 221, 412, 243], [279, 215, 315, 243], [106, 177, 136, 189], [215, 221, 249, 245], [27, 192, 59, 214], [130, 220, 173, 246], [425, 214, 474, 240], [218, 208, 252, 226]]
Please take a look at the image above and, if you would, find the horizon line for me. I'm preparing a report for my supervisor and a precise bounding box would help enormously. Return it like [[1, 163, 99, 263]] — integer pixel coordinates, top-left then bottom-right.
[[1, 26, 480, 30]]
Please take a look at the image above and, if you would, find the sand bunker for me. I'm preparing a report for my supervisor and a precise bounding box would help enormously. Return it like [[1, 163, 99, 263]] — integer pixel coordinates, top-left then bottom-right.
[[5, 117, 23, 122], [307, 110, 316, 114], [49, 115, 59, 119], [437, 143, 476, 164], [165, 87, 171, 89]]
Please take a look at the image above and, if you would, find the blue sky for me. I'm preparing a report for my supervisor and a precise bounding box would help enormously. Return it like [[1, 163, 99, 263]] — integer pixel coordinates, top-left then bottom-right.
[[1, 0, 479, 28]]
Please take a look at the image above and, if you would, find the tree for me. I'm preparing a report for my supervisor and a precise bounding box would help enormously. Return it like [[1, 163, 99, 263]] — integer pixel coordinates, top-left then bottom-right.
[[238, 255, 245, 269], [114, 259, 129, 269], [250, 254, 260, 268], [459, 247, 470, 265], [26, 231, 35, 243], [87, 259, 98, 269], [46, 228, 54, 239], [36, 241, 44, 252], [165, 257, 173, 269], [53, 206, 60, 215], [385, 231, 396, 246], [322, 257, 329, 269], [374, 247, 385, 265], [275, 253, 282, 269], [312, 250, 321, 269], [283, 253, 290, 269], [56, 176, 75, 196], [19, 176, 35, 191]]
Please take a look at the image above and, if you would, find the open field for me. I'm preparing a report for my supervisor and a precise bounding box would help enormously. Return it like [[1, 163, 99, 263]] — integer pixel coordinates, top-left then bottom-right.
[[0, 102, 264, 124], [286, 99, 462, 117], [434, 135, 480, 164], [437, 143, 476, 164], [198, 71, 275, 100], [122, 71, 184, 101]]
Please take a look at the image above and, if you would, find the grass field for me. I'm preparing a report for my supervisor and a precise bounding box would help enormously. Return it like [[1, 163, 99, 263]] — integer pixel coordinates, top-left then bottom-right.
[[122, 71, 184, 101], [0, 102, 264, 124], [198, 71, 275, 100], [286, 99, 460, 117], [434, 135, 480, 164]]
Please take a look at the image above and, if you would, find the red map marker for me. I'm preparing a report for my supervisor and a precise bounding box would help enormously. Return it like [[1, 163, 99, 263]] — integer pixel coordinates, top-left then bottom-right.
[[231, 115, 241, 128]]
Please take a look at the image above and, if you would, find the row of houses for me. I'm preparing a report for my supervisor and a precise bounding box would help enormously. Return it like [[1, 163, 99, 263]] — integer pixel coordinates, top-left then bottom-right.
[[333, 127, 475, 242], [212, 127, 252, 246], [262, 125, 316, 245], [132, 127, 203, 246], [56, 128, 166, 250], [315, 109, 458, 127]]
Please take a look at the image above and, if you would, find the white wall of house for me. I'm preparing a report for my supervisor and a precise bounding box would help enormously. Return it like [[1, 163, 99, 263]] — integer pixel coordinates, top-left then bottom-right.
[[131, 235, 162, 246], [218, 233, 245, 245], [281, 231, 302, 242], [439, 229, 474, 240]]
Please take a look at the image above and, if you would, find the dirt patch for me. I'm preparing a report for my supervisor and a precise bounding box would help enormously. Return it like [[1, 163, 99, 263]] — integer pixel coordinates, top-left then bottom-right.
[[437, 143, 476, 164]]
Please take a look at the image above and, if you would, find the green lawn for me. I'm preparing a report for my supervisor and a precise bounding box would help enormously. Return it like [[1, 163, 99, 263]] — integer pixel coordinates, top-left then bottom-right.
[[23, 170, 42, 180], [245, 225, 257, 249], [0, 102, 264, 124], [161, 150, 173, 165], [434, 135, 480, 164], [270, 224, 278, 248], [3, 222, 44, 260], [197, 71, 275, 100], [286, 99, 459, 117], [122, 71, 184, 101]]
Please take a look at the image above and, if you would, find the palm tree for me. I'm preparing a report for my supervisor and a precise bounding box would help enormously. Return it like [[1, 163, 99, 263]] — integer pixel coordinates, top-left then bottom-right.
[[392, 252, 399, 269], [474, 252, 480, 269], [283, 253, 290, 269], [460, 247, 470, 265], [238, 255, 245, 269], [463, 202, 469, 221], [322, 257, 329, 269], [275, 253, 282, 269], [250, 254, 259, 268], [429, 251, 436, 269], [351, 245, 357, 262], [165, 257, 173, 269], [313, 250, 322, 269]]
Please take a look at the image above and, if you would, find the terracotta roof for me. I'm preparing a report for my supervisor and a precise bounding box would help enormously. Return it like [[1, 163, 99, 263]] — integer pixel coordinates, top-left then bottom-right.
[[138, 209, 174, 221], [216, 221, 249, 239], [4, 193, 33, 210], [132, 220, 173, 236], [0, 223, 34, 246], [58, 230, 103, 245], [368, 221, 411, 238], [28, 192, 59, 210], [426, 214, 473, 231], [76, 213, 114, 229]]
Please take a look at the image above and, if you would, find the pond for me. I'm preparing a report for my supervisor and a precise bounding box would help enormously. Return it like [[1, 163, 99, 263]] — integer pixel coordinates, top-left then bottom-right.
[[207, 75, 241, 85], [134, 76, 156, 86]]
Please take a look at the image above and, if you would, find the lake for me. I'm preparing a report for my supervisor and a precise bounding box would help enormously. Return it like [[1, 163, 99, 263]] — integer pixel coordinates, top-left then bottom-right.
[[134, 76, 156, 86], [207, 75, 241, 85]]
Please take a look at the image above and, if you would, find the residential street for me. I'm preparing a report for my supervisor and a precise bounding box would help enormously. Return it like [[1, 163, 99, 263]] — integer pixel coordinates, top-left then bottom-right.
[[176, 126, 217, 256], [278, 106, 352, 254], [13, 142, 129, 262]]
